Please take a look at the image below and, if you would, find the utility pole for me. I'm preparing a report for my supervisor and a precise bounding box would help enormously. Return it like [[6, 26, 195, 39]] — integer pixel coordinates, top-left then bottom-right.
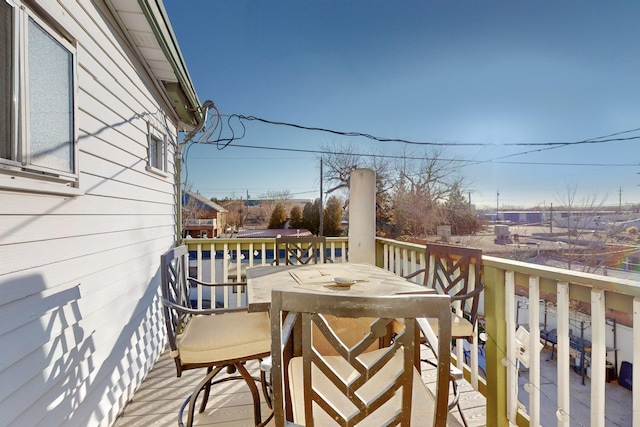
[[619, 187, 622, 212], [319, 158, 324, 236], [550, 203, 553, 233], [496, 190, 500, 224], [245, 189, 250, 225]]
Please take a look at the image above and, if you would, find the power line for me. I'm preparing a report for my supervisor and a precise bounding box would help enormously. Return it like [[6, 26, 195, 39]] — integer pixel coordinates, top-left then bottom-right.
[[198, 188, 319, 199], [229, 115, 485, 147], [477, 126, 640, 164], [211, 113, 640, 148], [188, 104, 640, 170], [196, 142, 638, 167]]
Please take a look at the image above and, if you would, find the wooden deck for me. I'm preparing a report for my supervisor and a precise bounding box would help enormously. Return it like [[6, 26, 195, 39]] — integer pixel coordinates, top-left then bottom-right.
[[113, 348, 486, 426]]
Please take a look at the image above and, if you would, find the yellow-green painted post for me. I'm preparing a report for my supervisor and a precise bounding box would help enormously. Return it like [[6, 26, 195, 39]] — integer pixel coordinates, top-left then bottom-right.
[[484, 264, 509, 426], [375, 240, 384, 268]]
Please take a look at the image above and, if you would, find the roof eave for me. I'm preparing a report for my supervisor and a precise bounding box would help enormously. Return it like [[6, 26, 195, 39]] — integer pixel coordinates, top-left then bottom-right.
[[137, 0, 202, 127], [105, 0, 202, 129]]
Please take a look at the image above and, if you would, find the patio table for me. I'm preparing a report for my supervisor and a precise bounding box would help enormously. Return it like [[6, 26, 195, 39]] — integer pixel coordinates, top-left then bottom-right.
[[246, 262, 433, 313], [246, 262, 438, 422]]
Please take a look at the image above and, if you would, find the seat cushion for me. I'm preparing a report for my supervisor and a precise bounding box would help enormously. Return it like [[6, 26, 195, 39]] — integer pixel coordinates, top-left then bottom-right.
[[312, 316, 380, 356], [392, 312, 474, 340], [177, 311, 271, 365], [288, 347, 435, 426], [428, 313, 474, 340]]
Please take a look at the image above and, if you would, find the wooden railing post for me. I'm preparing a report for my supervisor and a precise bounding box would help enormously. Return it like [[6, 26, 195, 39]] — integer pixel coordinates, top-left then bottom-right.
[[483, 264, 509, 426]]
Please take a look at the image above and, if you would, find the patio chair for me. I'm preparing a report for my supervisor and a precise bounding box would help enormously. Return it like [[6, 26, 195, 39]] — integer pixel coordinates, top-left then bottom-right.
[[273, 236, 329, 265], [161, 245, 272, 427], [270, 289, 452, 426], [402, 242, 485, 427], [404, 242, 484, 342]]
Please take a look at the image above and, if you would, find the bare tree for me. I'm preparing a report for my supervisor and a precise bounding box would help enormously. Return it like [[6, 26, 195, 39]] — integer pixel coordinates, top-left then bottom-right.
[[181, 192, 201, 237], [398, 148, 458, 203], [389, 148, 462, 238], [554, 184, 610, 272], [320, 142, 394, 235], [320, 143, 392, 198], [219, 198, 245, 230], [320, 144, 361, 195], [319, 143, 475, 240]]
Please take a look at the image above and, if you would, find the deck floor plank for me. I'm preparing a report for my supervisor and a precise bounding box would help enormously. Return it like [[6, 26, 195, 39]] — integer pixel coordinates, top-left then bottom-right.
[[114, 349, 487, 426]]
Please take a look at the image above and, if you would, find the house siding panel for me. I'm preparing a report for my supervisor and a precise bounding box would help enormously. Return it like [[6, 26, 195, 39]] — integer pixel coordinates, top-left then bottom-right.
[[0, 191, 171, 218], [0, 1, 183, 426], [0, 214, 174, 245]]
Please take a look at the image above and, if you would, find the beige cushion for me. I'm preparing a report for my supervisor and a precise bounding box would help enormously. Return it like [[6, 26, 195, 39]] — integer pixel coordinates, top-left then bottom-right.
[[392, 313, 474, 340], [313, 316, 380, 356], [428, 313, 474, 339], [177, 311, 271, 364], [288, 347, 434, 426]]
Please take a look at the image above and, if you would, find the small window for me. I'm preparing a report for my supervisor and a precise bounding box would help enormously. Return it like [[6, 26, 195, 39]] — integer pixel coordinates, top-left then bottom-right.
[[0, 1, 78, 192], [147, 124, 167, 174]]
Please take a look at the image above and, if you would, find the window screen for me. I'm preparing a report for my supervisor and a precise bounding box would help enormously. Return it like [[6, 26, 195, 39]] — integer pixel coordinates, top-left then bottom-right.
[[0, 2, 13, 160], [28, 18, 74, 173]]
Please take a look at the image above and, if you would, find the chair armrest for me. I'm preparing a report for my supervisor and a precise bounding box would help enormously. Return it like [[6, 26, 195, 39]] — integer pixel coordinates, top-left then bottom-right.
[[188, 277, 247, 288], [161, 298, 247, 315], [449, 280, 484, 301], [403, 268, 427, 281]]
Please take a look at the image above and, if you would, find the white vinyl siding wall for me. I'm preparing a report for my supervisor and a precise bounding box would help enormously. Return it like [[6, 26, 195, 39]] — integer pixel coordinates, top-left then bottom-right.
[[0, 1, 178, 426]]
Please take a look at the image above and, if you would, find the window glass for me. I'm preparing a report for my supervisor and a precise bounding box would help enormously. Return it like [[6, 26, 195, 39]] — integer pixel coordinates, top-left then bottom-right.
[[28, 18, 73, 173], [0, 2, 13, 159], [149, 135, 158, 168], [149, 133, 165, 171]]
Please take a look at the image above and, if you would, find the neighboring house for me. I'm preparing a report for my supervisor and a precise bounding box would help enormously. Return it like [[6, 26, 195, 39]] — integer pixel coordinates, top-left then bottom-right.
[[182, 191, 228, 238], [0, 1, 201, 426]]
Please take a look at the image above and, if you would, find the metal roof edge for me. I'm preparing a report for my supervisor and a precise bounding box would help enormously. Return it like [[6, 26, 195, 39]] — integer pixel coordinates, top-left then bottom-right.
[[138, 0, 203, 128]]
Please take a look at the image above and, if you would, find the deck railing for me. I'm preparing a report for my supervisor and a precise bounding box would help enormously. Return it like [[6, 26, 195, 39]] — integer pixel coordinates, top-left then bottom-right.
[[183, 237, 348, 308], [185, 219, 216, 226], [377, 236, 639, 427], [184, 236, 639, 427]]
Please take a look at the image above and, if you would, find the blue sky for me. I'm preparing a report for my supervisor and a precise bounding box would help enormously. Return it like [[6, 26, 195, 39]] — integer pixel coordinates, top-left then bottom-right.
[[165, 1, 640, 209]]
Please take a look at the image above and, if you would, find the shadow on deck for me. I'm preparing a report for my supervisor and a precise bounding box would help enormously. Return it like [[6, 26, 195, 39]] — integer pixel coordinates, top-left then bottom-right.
[[113, 348, 487, 426]]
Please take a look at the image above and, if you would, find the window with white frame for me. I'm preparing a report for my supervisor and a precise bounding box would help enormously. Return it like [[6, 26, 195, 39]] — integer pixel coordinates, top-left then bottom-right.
[[147, 124, 167, 173], [0, 0, 77, 187]]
